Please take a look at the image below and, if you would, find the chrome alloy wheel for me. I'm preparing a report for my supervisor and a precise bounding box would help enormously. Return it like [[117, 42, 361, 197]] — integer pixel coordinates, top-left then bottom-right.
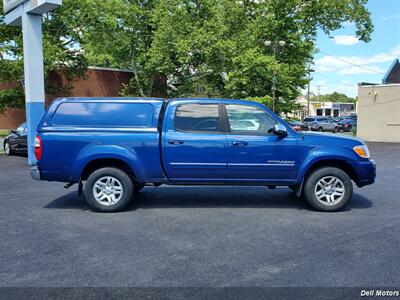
[[92, 176, 124, 206], [4, 142, 10, 155], [314, 176, 345, 206]]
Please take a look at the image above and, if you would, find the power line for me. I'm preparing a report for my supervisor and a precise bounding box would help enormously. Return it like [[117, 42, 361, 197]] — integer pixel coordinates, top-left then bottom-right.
[[318, 50, 386, 75], [313, 72, 358, 88]]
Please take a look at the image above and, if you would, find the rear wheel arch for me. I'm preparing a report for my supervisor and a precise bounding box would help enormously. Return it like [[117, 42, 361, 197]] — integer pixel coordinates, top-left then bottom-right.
[[80, 158, 137, 182]]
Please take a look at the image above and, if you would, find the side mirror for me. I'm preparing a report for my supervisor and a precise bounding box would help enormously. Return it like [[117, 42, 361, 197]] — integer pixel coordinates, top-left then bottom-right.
[[272, 124, 288, 137]]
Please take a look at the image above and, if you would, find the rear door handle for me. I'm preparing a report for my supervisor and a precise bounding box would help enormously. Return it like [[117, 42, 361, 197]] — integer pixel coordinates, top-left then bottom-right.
[[168, 139, 184, 145], [232, 141, 248, 146]]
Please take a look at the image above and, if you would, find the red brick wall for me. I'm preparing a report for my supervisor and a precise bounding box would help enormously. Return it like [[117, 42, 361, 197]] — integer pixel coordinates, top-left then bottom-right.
[[0, 81, 19, 90], [0, 68, 133, 129], [0, 109, 26, 129], [46, 68, 133, 106]]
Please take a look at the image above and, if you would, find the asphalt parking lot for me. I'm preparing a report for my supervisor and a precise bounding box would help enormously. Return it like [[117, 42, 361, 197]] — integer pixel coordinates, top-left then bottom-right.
[[0, 142, 399, 288]]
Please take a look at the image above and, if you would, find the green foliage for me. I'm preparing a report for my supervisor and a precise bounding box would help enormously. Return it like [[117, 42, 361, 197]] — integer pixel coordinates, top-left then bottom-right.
[[0, 0, 87, 109], [0, 87, 24, 111], [287, 116, 301, 122], [351, 126, 357, 136], [0, 129, 9, 137], [71, 0, 371, 112], [0, 0, 373, 113], [319, 92, 356, 103]]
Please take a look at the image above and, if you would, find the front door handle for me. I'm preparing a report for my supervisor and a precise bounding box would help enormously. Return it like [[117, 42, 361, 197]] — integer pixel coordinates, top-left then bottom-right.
[[168, 139, 184, 145], [232, 141, 248, 146]]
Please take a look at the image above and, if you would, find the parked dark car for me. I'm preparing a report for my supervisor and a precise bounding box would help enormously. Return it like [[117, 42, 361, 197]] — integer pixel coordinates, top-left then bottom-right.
[[339, 119, 357, 132], [348, 114, 357, 120], [3, 123, 28, 156], [334, 117, 344, 123], [285, 119, 310, 131]]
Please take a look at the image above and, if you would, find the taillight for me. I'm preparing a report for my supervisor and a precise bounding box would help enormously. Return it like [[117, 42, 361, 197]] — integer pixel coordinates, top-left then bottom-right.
[[293, 125, 302, 131], [34, 135, 42, 160]]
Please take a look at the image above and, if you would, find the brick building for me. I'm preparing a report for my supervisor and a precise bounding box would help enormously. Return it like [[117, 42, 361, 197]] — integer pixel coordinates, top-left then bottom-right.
[[0, 67, 133, 129]]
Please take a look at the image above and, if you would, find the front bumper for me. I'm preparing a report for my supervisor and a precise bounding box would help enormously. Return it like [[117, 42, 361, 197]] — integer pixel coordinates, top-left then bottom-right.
[[354, 159, 376, 187], [30, 166, 41, 181]]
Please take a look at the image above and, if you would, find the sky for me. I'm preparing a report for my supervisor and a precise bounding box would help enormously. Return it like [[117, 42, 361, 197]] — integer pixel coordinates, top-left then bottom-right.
[[311, 0, 400, 97]]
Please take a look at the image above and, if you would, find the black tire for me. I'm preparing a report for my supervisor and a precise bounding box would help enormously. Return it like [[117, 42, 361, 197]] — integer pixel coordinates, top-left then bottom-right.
[[318, 127, 323, 132], [4, 141, 12, 156], [134, 183, 145, 193], [303, 167, 353, 212], [84, 167, 134, 212], [333, 127, 338, 133]]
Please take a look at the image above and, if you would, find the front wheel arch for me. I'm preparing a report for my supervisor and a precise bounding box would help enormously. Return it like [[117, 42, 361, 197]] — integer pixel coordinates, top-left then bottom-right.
[[297, 159, 358, 197]]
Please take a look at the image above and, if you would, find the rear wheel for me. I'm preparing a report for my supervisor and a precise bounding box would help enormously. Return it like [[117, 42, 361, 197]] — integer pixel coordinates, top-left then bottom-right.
[[318, 127, 323, 132], [4, 142, 11, 156], [84, 167, 134, 212], [304, 167, 352, 212]]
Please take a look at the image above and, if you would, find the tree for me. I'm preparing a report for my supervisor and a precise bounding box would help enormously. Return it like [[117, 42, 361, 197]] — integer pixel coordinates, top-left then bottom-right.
[[1, 0, 373, 113], [73, 0, 372, 112], [319, 92, 356, 103]]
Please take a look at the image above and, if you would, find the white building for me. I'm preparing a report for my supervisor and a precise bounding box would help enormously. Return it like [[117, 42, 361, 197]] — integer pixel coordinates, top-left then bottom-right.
[[357, 58, 400, 142], [292, 96, 356, 119]]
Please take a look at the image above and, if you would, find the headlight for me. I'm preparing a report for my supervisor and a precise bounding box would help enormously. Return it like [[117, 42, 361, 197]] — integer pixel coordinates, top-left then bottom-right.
[[353, 145, 370, 159]]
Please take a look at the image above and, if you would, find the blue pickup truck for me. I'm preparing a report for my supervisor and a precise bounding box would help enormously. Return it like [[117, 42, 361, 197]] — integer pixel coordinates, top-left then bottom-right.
[[31, 97, 375, 212]]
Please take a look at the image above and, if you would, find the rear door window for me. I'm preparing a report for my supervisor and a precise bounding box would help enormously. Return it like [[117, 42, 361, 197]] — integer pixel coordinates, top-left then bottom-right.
[[51, 102, 154, 127], [174, 103, 222, 133]]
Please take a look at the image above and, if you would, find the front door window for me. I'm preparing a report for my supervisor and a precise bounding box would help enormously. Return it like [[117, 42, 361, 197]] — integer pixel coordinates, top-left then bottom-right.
[[226, 104, 276, 135]]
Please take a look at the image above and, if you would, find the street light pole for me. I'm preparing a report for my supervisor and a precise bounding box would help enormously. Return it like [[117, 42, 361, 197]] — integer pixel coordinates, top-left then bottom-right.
[[264, 40, 286, 113]]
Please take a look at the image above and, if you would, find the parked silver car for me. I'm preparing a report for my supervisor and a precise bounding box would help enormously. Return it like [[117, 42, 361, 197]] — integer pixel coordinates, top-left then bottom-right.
[[303, 117, 339, 133]]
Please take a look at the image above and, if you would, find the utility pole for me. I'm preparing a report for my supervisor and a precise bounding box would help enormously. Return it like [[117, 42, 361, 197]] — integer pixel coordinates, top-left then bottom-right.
[[4, 0, 62, 166], [264, 40, 286, 113], [307, 65, 314, 116], [317, 85, 321, 102], [272, 69, 277, 113]]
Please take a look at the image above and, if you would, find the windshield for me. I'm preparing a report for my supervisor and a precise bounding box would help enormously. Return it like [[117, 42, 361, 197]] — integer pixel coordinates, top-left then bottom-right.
[[304, 118, 315, 122]]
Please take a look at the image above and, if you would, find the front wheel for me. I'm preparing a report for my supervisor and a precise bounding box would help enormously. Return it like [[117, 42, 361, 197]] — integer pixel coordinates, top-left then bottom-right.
[[333, 127, 338, 133], [318, 127, 323, 132], [4, 142, 11, 156], [303, 167, 353, 212], [84, 167, 134, 212]]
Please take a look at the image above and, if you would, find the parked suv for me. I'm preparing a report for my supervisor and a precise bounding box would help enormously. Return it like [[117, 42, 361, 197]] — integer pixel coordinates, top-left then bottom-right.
[[304, 117, 339, 133], [31, 98, 376, 212]]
